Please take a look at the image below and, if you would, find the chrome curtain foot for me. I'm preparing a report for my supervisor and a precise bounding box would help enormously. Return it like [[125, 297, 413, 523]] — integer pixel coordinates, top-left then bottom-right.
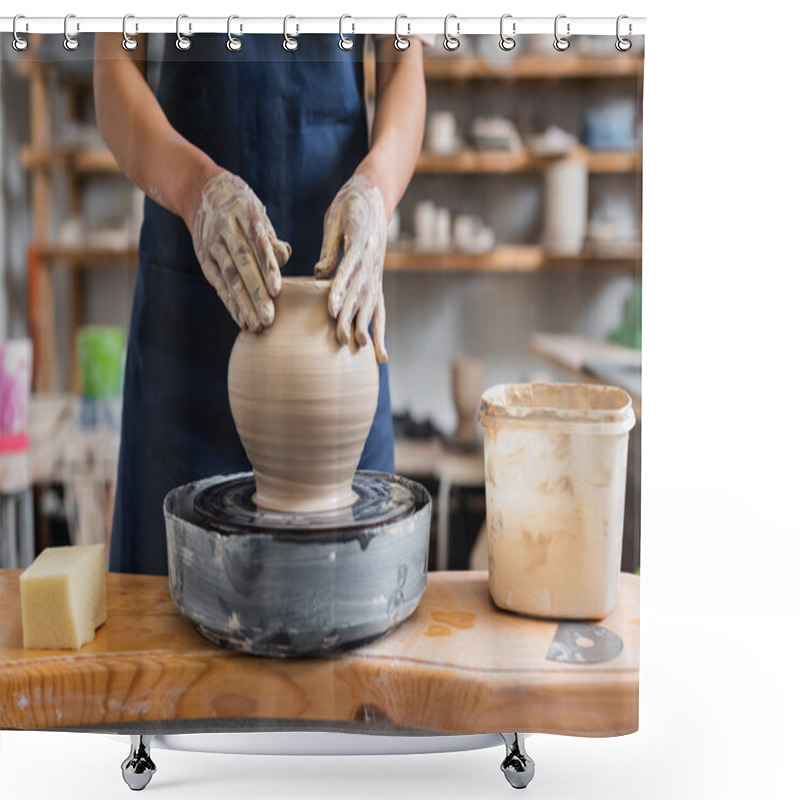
[[500, 733, 535, 789], [121, 734, 157, 791]]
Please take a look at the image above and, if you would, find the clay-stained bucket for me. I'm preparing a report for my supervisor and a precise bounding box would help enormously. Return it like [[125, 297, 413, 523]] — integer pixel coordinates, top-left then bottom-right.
[[479, 383, 635, 620]]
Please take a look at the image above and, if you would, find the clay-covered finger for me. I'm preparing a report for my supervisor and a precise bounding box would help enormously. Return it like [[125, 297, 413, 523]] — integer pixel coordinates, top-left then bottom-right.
[[258, 212, 292, 268], [225, 224, 274, 327], [336, 287, 361, 346], [206, 250, 246, 328], [230, 274, 264, 333], [248, 211, 284, 298], [327, 248, 362, 318], [315, 208, 344, 280], [372, 292, 388, 364], [211, 241, 262, 332], [354, 300, 373, 350], [274, 239, 292, 267], [265, 246, 282, 298]]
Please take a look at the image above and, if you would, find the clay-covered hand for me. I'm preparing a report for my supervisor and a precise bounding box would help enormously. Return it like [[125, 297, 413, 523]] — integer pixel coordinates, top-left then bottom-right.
[[192, 171, 292, 332], [314, 175, 389, 363]]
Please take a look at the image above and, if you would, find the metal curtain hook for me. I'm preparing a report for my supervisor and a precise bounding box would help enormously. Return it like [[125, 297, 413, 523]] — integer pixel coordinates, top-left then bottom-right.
[[63, 13, 79, 51], [12, 15, 29, 51], [499, 14, 516, 51], [553, 14, 570, 51], [283, 15, 298, 51], [443, 14, 460, 51], [122, 15, 138, 51], [394, 15, 410, 51], [176, 14, 191, 50], [339, 14, 354, 51], [227, 15, 242, 51], [615, 15, 632, 52]]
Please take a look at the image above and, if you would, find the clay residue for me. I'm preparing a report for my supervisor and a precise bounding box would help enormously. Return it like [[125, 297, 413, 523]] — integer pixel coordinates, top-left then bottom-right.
[[430, 611, 476, 630], [537, 475, 574, 495], [423, 624, 452, 637]]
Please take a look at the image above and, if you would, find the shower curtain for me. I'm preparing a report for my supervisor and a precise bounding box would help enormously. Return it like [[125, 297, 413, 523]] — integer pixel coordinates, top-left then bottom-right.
[[0, 16, 643, 793]]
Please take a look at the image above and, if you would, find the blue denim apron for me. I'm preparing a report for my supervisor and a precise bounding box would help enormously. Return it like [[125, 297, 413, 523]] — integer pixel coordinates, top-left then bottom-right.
[[111, 36, 394, 575]]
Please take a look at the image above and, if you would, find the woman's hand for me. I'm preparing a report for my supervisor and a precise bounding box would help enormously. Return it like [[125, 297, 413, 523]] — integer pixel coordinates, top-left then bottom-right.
[[192, 171, 291, 332], [314, 175, 389, 363]]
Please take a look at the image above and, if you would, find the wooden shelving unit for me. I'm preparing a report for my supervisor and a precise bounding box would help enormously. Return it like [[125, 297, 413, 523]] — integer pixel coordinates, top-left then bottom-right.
[[386, 245, 544, 273], [404, 52, 642, 278], [37, 246, 139, 267], [17, 44, 640, 391], [364, 54, 643, 96], [385, 245, 641, 273], [29, 243, 636, 276], [18, 37, 140, 392], [20, 145, 119, 174], [21, 144, 642, 178], [423, 56, 644, 81], [415, 148, 642, 175]]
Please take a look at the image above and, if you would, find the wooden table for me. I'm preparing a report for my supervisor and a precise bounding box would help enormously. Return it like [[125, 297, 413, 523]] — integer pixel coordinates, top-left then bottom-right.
[[1, 570, 639, 738]]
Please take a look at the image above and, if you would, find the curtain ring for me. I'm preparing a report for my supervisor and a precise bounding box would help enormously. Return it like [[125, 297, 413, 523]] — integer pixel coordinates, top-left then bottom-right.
[[176, 14, 191, 50], [499, 14, 516, 51], [122, 15, 138, 51], [227, 15, 242, 51], [615, 15, 632, 52], [12, 15, 28, 52], [63, 13, 79, 51], [394, 14, 410, 51], [339, 14, 355, 51], [443, 14, 460, 51], [283, 15, 299, 51], [553, 14, 570, 52]]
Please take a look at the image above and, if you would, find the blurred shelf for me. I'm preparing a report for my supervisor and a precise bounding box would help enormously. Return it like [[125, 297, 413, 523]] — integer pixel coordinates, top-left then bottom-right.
[[415, 148, 641, 175], [386, 245, 640, 273], [545, 247, 642, 269], [423, 57, 644, 81], [20, 146, 121, 174], [583, 151, 643, 173], [20, 144, 640, 177], [417, 150, 539, 174], [386, 245, 544, 273], [35, 245, 638, 272], [37, 246, 138, 266], [364, 54, 642, 99]]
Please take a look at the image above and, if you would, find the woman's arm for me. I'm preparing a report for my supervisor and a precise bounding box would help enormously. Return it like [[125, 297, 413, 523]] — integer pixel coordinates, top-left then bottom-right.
[[315, 37, 427, 360], [93, 35, 289, 332], [93, 34, 219, 232], [356, 37, 427, 220]]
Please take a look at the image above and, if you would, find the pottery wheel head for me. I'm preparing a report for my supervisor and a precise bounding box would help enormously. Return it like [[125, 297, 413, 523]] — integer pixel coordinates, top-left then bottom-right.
[[192, 472, 417, 534]]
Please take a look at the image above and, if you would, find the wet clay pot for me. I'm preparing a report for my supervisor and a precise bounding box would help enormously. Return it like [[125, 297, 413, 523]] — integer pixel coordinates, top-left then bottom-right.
[[228, 278, 379, 512]]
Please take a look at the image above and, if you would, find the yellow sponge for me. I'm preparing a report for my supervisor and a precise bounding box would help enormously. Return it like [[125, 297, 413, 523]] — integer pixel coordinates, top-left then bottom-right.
[[20, 544, 107, 650]]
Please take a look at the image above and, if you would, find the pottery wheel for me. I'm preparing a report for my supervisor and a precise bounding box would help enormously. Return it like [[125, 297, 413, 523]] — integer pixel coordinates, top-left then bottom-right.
[[165, 471, 432, 657], [193, 472, 417, 535]]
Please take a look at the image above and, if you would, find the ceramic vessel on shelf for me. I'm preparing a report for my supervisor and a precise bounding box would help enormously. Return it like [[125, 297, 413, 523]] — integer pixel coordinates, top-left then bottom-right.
[[228, 277, 379, 513], [452, 356, 485, 445]]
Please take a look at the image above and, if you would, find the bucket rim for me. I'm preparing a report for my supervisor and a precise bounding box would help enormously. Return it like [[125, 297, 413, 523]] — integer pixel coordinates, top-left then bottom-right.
[[479, 382, 635, 433]]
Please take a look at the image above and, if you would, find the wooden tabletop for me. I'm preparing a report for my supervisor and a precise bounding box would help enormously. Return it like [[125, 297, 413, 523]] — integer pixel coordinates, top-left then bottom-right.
[[1, 570, 639, 737]]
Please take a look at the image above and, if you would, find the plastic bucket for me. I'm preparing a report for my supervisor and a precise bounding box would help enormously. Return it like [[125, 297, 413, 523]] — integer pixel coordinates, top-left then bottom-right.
[[479, 382, 635, 620]]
